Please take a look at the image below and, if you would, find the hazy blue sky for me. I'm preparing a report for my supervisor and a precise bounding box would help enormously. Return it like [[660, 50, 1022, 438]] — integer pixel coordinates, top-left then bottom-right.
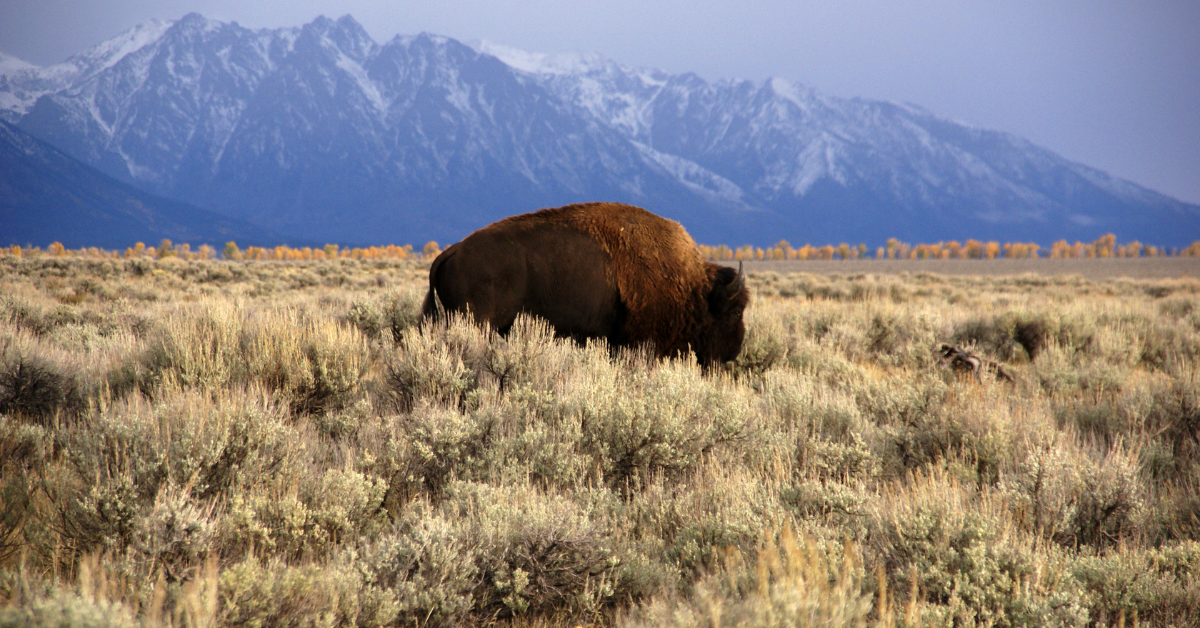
[[2, 0, 1197, 204]]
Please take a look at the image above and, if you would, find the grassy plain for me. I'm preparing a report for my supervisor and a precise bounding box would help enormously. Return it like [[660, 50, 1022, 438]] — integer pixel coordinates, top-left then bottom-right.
[[1, 255, 1199, 627], [732, 256, 1200, 279]]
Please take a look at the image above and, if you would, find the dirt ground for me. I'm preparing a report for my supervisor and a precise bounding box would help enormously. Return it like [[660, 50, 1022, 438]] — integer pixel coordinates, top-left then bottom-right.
[[720, 257, 1200, 279]]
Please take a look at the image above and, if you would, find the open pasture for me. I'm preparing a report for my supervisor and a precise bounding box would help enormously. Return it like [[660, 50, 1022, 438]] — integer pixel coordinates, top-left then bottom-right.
[[732, 256, 1200, 280], [1, 256, 1199, 627]]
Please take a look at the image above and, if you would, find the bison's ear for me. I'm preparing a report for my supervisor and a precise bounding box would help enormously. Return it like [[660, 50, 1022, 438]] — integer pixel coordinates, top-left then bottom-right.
[[707, 262, 746, 315]]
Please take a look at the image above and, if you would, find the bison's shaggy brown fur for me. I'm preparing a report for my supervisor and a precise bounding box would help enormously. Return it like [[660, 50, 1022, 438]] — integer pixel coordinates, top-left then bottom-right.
[[424, 202, 749, 364], [490, 203, 729, 353]]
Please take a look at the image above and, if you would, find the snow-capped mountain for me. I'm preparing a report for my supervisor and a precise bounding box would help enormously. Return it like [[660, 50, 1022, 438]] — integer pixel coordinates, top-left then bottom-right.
[[0, 20, 172, 123], [499, 42, 1198, 244], [3, 13, 1197, 246]]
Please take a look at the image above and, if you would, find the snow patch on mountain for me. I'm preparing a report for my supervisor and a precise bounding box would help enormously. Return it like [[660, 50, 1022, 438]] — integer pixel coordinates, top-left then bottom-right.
[[336, 51, 388, 114], [0, 53, 38, 75], [0, 19, 171, 121], [633, 141, 746, 205], [0, 53, 70, 120], [471, 40, 608, 76], [470, 40, 672, 139], [767, 77, 825, 115], [73, 18, 172, 81]]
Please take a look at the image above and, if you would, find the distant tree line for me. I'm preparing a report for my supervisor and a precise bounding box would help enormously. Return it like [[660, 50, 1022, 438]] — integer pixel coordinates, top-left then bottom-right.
[[0, 239, 431, 261], [698, 234, 1194, 261], [3, 234, 1197, 261]]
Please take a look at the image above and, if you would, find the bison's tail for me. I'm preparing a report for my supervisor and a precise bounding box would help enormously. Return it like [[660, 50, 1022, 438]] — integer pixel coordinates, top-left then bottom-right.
[[421, 286, 440, 323], [422, 245, 453, 323]]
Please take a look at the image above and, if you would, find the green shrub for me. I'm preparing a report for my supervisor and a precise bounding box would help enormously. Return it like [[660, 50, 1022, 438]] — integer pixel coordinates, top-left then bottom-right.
[[1012, 437, 1146, 549], [1, 297, 86, 339], [869, 470, 1088, 627], [346, 301, 386, 339], [362, 481, 626, 623], [356, 509, 479, 626], [141, 301, 243, 393], [139, 303, 369, 414], [312, 397, 373, 440], [381, 404, 493, 502], [480, 315, 564, 393], [623, 524, 873, 628], [1072, 541, 1200, 627], [733, 308, 789, 376], [563, 359, 753, 490], [384, 315, 483, 412], [0, 419, 51, 562], [781, 479, 870, 534], [1160, 296, 1198, 320], [626, 466, 781, 579], [220, 558, 357, 627], [130, 485, 217, 583], [0, 335, 88, 422], [1151, 481, 1200, 543], [952, 311, 1092, 363], [0, 553, 142, 628], [801, 434, 878, 483], [346, 288, 424, 341], [447, 482, 623, 619], [759, 369, 864, 439], [0, 589, 137, 628], [1139, 320, 1200, 370], [1010, 437, 1084, 540], [857, 373, 947, 428], [242, 309, 369, 415], [1149, 379, 1200, 481], [949, 316, 1021, 361], [1033, 344, 1126, 397], [45, 387, 295, 555], [221, 467, 386, 561], [1060, 443, 1146, 549], [864, 309, 936, 368]]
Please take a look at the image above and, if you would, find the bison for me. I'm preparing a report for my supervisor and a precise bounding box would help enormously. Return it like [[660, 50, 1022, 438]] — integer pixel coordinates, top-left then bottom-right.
[[422, 202, 750, 364]]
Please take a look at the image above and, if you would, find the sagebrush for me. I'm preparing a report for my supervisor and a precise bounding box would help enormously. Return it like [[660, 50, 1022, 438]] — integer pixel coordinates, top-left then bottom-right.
[[1, 256, 1199, 627]]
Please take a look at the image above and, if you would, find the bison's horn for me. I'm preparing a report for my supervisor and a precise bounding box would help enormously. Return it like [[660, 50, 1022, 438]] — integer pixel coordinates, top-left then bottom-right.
[[720, 261, 739, 298]]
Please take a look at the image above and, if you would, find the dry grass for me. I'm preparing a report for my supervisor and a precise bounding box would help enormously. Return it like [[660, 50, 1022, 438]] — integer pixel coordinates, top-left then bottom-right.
[[732, 257, 1200, 279], [1, 255, 1199, 627]]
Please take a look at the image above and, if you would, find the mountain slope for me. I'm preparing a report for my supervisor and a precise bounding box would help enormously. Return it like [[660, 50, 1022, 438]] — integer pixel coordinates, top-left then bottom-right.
[[489, 44, 1199, 244], [4, 14, 1198, 246], [0, 121, 279, 248], [0, 20, 172, 124]]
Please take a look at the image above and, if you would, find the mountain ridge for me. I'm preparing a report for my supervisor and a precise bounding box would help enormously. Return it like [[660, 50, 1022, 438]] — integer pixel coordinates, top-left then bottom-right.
[[0, 120, 283, 248], [3, 13, 1197, 247]]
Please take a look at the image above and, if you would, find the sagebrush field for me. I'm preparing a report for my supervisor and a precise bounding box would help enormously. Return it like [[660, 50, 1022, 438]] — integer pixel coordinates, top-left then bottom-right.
[[1, 256, 1198, 627]]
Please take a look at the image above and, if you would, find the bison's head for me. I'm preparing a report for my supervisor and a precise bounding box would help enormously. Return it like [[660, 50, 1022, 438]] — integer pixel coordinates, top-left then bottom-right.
[[698, 262, 750, 364]]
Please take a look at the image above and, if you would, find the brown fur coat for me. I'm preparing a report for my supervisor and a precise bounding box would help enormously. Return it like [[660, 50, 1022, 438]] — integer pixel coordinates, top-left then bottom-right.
[[488, 202, 720, 356]]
